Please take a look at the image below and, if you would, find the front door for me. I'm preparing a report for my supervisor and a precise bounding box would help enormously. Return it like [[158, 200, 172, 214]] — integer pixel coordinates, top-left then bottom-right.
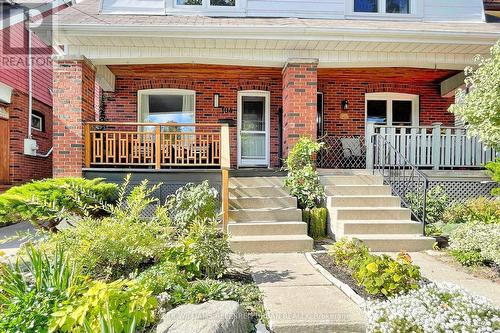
[[0, 113, 9, 184], [237, 91, 270, 167]]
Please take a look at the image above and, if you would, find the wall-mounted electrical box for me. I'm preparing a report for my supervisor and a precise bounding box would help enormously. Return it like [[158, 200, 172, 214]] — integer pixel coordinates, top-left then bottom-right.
[[24, 138, 38, 156]]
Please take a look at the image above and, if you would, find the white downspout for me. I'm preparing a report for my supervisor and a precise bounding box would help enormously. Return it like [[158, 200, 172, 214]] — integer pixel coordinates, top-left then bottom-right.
[[27, 28, 33, 139]]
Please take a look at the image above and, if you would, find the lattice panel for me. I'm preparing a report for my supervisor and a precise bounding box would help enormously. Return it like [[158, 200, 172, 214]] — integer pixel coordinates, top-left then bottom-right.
[[317, 135, 366, 169], [429, 180, 497, 204]]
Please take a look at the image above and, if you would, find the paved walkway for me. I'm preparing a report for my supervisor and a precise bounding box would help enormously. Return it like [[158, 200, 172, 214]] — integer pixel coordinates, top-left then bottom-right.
[[409, 251, 500, 307], [0, 223, 35, 260], [244, 253, 365, 333]]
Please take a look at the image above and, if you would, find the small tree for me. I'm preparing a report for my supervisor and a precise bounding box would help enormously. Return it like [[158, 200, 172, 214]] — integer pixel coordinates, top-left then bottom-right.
[[449, 41, 500, 150]]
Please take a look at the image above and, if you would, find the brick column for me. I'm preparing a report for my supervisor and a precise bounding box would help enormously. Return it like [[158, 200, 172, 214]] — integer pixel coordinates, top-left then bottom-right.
[[282, 59, 318, 157], [52, 58, 95, 177]]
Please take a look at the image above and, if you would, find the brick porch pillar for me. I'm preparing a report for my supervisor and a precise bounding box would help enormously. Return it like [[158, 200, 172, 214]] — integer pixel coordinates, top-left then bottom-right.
[[282, 59, 318, 157], [53, 58, 96, 177]]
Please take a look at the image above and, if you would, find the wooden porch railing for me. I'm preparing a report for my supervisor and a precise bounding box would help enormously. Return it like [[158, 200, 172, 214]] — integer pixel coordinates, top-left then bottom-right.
[[366, 123, 499, 170], [84, 122, 230, 169]]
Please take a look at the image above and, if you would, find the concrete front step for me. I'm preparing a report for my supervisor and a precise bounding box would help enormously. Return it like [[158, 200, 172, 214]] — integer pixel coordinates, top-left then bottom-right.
[[341, 220, 423, 235], [328, 195, 401, 208], [229, 208, 302, 222], [230, 177, 284, 187], [320, 175, 383, 186], [325, 184, 392, 196], [331, 207, 411, 220], [228, 221, 307, 236], [229, 196, 297, 209], [230, 234, 313, 253], [229, 186, 289, 197], [348, 234, 435, 252]]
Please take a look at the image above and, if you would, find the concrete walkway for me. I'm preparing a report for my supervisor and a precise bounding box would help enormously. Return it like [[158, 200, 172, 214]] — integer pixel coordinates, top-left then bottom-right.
[[0, 223, 35, 260], [409, 251, 500, 307], [245, 253, 365, 333]]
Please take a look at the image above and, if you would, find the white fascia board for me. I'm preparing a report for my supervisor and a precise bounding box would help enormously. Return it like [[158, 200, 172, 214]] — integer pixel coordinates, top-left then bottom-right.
[[53, 23, 500, 46]]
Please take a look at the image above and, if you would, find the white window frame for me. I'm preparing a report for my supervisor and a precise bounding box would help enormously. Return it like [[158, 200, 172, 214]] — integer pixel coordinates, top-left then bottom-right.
[[31, 113, 43, 132], [137, 88, 196, 124], [346, 0, 423, 19], [172, 0, 246, 14], [365, 92, 419, 127]]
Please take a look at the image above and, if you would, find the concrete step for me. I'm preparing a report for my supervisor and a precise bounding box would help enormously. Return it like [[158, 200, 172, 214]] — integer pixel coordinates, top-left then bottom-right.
[[230, 177, 284, 187], [229, 208, 302, 222], [227, 221, 307, 236], [320, 175, 383, 186], [331, 207, 411, 220], [328, 195, 401, 208], [341, 220, 423, 235], [230, 234, 313, 253], [348, 234, 435, 252], [229, 196, 297, 209], [325, 185, 391, 196], [229, 186, 289, 198]]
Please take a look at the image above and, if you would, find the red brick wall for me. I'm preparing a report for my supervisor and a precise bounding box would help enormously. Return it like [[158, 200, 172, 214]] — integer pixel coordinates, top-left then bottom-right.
[[0, 90, 52, 184], [282, 61, 318, 156], [53, 59, 95, 177], [317, 68, 458, 136], [103, 64, 283, 167]]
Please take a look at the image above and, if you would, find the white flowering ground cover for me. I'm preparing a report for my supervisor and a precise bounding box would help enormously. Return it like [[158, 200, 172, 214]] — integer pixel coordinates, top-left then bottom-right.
[[364, 282, 500, 333]]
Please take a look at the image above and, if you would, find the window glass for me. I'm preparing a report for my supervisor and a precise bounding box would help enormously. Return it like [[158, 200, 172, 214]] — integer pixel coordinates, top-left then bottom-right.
[[31, 113, 43, 131], [177, 0, 202, 5], [242, 97, 265, 131], [386, 0, 410, 13], [392, 100, 413, 125], [101, 0, 165, 14], [354, 0, 378, 13], [210, 0, 235, 6], [367, 100, 387, 124], [140, 92, 195, 133]]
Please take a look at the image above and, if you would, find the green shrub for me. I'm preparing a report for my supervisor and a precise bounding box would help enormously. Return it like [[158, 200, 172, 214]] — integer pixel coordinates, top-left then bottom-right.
[[0, 177, 117, 231], [485, 158, 500, 196], [309, 207, 327, 239], [137, 261, 189, 295], [449, 222, 500, 266], [353, 252, 421, 297], [284, 137, 325, 209], [406, 185, 448, 226], [50, 279, 157, 333], [166, 181, 219, 233], [329, 237, 369, 269], [444, 197, 500, 225]]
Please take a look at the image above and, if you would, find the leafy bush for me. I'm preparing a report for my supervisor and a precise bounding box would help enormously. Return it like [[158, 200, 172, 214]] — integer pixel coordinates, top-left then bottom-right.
[[365, 282, 500, 333], [166, 181, 219, 233], [50, 279, 158, 333], [309, 207, 327, 239], [444, 197, 500, 225], [137, 261, 189, 295], [329, 237, 369, 268], [284, 137, 325, 209], [486, 159, 500, 196], [353, 252, 421, 297], [0, 177, 117, 231], [0, 245, 86, 332], [406, 185, 448, 227], [449, 222, 500, 267]]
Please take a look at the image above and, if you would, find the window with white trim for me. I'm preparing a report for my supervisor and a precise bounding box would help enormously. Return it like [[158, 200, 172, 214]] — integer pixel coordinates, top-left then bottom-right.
[[176, 0, 235, 6], [31, 111, 44, 132], [138, 89, 196, 129], [365, 93, 419, 126], [349, 0, 415, 15]]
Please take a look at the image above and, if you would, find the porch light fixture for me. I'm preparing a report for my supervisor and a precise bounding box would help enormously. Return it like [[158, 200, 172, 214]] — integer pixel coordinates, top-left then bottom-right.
[[341, 99, 349, 110], [213, 93, 220, 108]]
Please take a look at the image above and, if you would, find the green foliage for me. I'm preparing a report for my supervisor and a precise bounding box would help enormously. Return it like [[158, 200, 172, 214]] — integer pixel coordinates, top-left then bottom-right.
[[284, 137, 325, 209], [329, 237, 369, 269], [50, 279, 157, 333], [0, 177, 117, 230], [166, 181, 219, 233], [0, 245, 86, 332], [353, 252, 421, 297], [309, 207, 327, 239], [449, 41, 500, 151], [443, 197, 499, 225], [485, 159, 500, 196], [449, 222, 500, 267], [137, 261, 189, 295], [406, 186, 448, 226]]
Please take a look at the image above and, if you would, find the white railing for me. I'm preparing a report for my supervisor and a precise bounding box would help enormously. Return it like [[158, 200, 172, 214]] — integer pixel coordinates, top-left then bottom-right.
[[366, 123, 499, 170]]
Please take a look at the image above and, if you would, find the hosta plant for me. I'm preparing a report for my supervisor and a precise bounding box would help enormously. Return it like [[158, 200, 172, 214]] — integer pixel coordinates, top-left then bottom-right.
[[364, 282, 500, 333], [328, 237, 369, 269]]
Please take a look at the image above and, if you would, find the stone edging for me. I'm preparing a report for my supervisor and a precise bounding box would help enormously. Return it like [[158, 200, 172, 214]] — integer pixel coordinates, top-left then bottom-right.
[[304, 251, 366, 306]]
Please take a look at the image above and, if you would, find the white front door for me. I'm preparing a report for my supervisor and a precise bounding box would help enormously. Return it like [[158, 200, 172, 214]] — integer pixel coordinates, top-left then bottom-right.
[[237, 91, 270, 167]]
